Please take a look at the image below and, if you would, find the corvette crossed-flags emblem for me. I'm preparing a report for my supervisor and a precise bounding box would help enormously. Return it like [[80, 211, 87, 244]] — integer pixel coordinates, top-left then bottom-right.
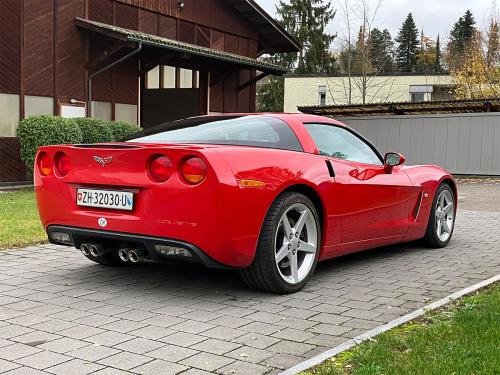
[[93, 156, 113, 167]]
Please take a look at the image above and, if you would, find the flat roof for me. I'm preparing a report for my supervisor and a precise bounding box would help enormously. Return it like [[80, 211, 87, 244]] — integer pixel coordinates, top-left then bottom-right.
[[299, 98, 500, 116], [286, 72, 451, 78], [76, 18, 288, 75]]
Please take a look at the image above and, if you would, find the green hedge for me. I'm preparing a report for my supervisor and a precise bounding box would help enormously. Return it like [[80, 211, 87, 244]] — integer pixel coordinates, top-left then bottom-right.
[[108, 121, 142, 141], [17, 115, 142, 171], [17, 115, 83, 171], [74, 118, 114, 144]]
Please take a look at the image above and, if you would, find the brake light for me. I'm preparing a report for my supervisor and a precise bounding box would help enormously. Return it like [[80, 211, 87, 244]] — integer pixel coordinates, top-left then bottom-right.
[[181, 157, 207, 184], [55, 152, 71, 177], [149, 155, 173, 182], [38, 152, 52, 176]]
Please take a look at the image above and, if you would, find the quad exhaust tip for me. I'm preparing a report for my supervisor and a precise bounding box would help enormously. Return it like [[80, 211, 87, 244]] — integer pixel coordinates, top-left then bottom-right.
[[118, 249, 130, 262], [89, 244, 105, 257], [80, 243, 91, 256], [128, 249, 145, 263]]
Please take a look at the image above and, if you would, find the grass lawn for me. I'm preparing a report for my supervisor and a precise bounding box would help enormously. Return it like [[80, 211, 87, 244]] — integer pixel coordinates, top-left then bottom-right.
[[303, 283, 500, 375], [0, 188, 47, 249]]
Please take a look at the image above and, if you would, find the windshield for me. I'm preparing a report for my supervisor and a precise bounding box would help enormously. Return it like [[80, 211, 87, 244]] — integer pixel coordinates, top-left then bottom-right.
[[127, 115, 302, 151]]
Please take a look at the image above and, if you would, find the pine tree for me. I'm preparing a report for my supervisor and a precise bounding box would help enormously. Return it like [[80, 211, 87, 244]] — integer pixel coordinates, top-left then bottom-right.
[[257, 0, 339, 111], [395, 13, 419, 72], [277, 0, 338, 73], [369, 28, 394, 73], [434, 35, 443, 71], [449, 10, 476, 63]]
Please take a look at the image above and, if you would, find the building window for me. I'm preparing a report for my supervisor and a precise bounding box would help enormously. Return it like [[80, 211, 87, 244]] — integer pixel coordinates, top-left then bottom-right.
[[318, 85, 327, 106], [410, 92, 425, 102]]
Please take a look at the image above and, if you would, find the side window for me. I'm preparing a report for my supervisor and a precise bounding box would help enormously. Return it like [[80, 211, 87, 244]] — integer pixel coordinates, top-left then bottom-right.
[[304, 123, 382, 165]]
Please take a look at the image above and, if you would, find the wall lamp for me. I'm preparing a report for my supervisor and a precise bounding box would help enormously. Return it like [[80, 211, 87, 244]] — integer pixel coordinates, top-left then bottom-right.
[[177, 1, 185, 11], [70, 98, 86, 105]]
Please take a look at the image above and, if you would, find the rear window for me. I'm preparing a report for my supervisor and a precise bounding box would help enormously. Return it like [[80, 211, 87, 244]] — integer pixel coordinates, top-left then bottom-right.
[[127, 115, 302, 151]]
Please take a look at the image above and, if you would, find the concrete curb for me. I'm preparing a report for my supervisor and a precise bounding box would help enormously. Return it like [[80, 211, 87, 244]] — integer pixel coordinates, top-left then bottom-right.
[[280, 273, 500, 375]]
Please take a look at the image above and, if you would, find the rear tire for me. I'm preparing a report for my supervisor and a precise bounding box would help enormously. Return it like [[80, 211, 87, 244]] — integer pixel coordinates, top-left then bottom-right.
[[240, 192, 321, 294], [423, 183, 456, 248]]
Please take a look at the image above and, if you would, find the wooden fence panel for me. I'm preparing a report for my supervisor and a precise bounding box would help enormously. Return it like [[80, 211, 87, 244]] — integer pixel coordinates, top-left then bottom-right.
[[341, 113, 500, 175]]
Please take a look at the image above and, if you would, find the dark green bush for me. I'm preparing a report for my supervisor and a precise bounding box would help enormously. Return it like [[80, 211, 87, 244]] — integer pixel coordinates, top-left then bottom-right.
[[17, 115, 83, 171], [107, 121, 142, 141], [74, 117, 114, 144]]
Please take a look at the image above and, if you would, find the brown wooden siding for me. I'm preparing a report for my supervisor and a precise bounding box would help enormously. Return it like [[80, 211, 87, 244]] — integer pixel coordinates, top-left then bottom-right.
[[0, 138, 28, 183], [57, 0, 86, 100], [0, 0, 22, 94], [158, 14, 177, 39], [116, 0, 258, 40], [24, 0, 55, 96], [0, 0, 265, 182], [1, 0, 259, 109]]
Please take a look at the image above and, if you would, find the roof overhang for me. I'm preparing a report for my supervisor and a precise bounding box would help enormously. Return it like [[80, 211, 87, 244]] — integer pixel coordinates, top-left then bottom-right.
[[299, 98, 500, 117], [223, 0, 301, 55], [75, 18, 287, 76]]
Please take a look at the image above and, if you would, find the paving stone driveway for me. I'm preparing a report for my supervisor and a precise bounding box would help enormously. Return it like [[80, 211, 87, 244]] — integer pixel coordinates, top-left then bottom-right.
[[0, 209, 499, 375]]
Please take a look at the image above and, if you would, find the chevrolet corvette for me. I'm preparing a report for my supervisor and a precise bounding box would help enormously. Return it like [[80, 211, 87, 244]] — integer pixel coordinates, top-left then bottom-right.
[[35, 114, 457, 293]]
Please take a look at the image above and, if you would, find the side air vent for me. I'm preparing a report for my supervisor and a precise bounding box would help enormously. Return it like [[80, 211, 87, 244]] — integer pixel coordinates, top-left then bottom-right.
[[413, 191, 423, 221], [325, 160, 335, 177]]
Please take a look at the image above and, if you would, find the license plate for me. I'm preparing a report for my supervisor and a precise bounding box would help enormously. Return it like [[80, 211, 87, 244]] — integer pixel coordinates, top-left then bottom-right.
[[76, 188, 134, 211]]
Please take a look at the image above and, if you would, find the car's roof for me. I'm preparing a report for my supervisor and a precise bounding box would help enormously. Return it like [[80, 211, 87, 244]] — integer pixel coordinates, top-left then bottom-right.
[[197, 112, 347, 126]]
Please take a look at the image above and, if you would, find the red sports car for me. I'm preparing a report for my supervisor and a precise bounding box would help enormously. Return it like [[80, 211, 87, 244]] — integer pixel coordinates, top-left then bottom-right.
[[35, 114, 457, 293]]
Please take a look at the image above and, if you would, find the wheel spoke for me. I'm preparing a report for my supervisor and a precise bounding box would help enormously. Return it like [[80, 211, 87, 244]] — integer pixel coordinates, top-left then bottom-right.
[[435, 207, 441, 219], [443, 202, 453, 214], [439, 193, 446, 210], [290, 252, 299, 283], [275, 242, 290, 263], [442, 220, 451, 233], [436, 220, 442, 236], [282, 214, 292, 238], [294, 209, 309, 235], [299, 242, 316, 253]]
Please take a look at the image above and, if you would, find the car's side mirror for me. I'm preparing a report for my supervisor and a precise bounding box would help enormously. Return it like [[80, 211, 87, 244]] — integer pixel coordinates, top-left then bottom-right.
[[384, 152, 406, 173]]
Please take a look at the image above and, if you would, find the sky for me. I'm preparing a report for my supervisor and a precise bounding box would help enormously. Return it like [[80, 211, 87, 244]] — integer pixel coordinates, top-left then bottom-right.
[[255, 0, 497, 44]]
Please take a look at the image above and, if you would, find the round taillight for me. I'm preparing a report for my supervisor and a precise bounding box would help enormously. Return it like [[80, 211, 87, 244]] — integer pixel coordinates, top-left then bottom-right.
[[38, 152, 52, 176], [181, 157, 207, 185], [55, 153, 71, 177], [149, 155, 173, 182]]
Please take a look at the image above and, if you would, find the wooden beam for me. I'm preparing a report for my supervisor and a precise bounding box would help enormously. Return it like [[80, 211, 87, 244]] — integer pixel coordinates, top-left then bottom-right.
[[237, 71, 268, 91], [85, 43, 128, 70]]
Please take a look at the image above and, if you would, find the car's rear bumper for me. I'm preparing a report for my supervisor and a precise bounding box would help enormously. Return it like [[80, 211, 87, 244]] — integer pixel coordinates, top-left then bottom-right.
[[47, 225, 231, 269]]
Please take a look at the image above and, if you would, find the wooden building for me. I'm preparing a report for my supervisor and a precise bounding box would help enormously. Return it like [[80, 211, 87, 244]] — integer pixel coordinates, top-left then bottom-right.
[[0, 0, 299, 183]]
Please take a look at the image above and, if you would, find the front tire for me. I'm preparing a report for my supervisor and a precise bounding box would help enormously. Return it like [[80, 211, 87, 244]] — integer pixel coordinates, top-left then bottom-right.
[[240, 192, 321, 294], [423, 183, 456, 248]]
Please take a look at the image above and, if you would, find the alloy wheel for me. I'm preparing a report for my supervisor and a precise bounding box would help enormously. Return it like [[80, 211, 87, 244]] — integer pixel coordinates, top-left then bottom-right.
[[274, 203, 318, 284], [435, 189, 455, 242]]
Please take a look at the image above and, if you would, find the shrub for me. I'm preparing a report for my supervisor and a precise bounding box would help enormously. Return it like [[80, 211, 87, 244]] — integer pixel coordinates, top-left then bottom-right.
[[73, 117, 114, 144], [107, 121, 142, 141], [17, 115, 82, 171]]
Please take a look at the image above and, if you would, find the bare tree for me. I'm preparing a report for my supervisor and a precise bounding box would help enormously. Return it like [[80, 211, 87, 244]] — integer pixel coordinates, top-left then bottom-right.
[[326, 0, 398, 105]]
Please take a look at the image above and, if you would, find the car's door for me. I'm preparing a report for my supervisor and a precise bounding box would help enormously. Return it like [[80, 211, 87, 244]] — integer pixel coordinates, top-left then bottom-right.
[[304, 123, 414, 243]]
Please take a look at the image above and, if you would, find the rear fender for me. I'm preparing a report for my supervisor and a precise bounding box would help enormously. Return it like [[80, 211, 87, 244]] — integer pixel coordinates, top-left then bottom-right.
[[215, 147, 339, 265]]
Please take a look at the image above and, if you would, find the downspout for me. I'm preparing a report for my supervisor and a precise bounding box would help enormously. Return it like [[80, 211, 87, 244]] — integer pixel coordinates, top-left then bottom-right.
[[88, 43, 142, 117]]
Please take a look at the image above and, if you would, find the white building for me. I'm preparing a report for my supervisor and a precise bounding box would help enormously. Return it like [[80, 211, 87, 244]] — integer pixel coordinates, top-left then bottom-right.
[[284, 73, 454, 112]]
